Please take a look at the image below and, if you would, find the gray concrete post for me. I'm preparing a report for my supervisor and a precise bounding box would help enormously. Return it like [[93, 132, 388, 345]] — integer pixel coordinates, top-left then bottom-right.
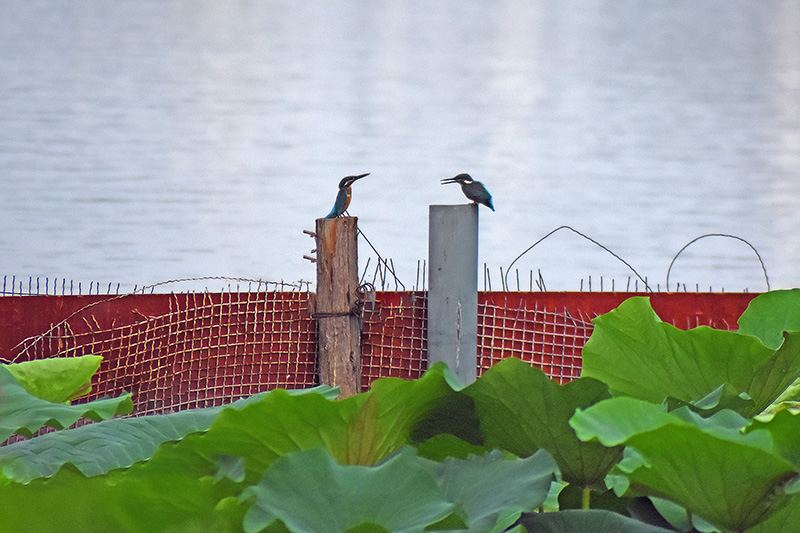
[[427, 204, 478, 385]]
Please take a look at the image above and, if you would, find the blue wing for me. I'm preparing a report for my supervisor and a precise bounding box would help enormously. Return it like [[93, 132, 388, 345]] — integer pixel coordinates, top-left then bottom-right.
[[463, 181, 494, 211], [324, 188, 350, 218]]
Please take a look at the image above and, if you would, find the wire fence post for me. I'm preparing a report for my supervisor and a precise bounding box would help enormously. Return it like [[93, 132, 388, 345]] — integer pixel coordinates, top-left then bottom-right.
[[427, 204, 478, 385], [315, 217, 362, 397]]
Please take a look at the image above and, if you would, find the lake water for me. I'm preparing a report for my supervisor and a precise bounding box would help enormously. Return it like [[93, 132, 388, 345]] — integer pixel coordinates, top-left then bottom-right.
[[1, 1, 799, 293]]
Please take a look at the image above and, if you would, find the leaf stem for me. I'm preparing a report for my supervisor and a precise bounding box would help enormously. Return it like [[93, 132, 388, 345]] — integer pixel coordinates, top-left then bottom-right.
[[582, 487, 591, 509]]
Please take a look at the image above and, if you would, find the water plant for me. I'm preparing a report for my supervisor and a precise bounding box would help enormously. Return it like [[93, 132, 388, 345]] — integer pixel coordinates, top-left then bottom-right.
[[2, 289, 800, 532]]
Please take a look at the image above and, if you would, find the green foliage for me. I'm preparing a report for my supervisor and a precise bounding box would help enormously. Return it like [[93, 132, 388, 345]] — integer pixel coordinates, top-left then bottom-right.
[[241, 447, 557, 533], [571, 290, 800, 532], [241, 447, 455, 533], [424, 448, 556, 531], [571, 398, 799, 531], [4, 289, 800, 532], [738, 288, 800, 350], [463, 358, 621, 487], [0, 365, 132, 442], [0, 385, 336, 483], [581, 296, 800, 417], [4, 355, 102, 402], [515, 509, 673, 532]]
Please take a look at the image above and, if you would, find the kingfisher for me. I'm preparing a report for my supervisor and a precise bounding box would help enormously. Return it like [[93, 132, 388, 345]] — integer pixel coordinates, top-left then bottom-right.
[[324, 173, 369, 218], [441, 173, 494, 211]]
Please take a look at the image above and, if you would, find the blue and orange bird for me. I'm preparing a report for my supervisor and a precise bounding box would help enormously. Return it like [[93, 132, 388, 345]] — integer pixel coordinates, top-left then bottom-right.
[[324, 173, 369, 218], [441, 173, 494, 211]]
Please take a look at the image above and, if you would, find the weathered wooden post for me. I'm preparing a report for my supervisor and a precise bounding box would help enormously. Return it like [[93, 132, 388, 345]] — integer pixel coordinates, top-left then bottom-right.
[[427, 204, 478, 384], [315, 216, 361, 397]]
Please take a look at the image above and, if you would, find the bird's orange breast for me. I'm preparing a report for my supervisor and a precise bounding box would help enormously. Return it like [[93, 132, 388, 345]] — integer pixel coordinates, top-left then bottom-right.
[[343, 187, 352, 211]]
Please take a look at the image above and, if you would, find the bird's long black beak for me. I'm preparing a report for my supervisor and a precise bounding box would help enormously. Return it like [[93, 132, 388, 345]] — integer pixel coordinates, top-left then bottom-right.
[[440, 176, 459, 184], [353, 173, 369, 180]]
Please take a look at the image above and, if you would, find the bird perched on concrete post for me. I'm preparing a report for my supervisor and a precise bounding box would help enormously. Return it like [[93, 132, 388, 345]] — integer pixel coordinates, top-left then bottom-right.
[[441, 173, 494, 211], [324, 173, 369, 218]]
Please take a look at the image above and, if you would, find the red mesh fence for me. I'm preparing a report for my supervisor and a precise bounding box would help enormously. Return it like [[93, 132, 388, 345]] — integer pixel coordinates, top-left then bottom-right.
[[361, 292, 428, 387], [361, 292, 756, 385], [476, 292, 754, 383], [2, 292, 317, 415], [0, 291, 757, 415], [478, 294, 590, 383]]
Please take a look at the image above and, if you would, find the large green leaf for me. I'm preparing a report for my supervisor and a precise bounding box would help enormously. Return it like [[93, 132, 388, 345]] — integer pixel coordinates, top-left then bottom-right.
[[758, 377, 800, 422], [3, 355, 102, 403], [241, 447, 558, 533], [748, 493, 800, 533], [0, 366, 133, 442], [581, 297, 800, 417], [738, 289, 800, 350], [464, 357, 621, 486], [0, 458, 246, 532], [413, 433, 489, 461], [0, 390, 360, 531], [180, 388, 364, 485], [571, 397, 800, 532], [515, 509, 673, 532], [241, 447, 455, 533], [0, 366, 460, 530], [185, 361, 461, 484], [345, 361, 464, 464], [747, 409, 800, 470], [748, 332, 800, 417], [0, 385, 337, 483], [424, 448, 557, 531]]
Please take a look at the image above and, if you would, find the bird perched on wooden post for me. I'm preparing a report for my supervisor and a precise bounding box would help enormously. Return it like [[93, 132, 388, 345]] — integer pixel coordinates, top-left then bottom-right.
[[441, 173, 494, 211], [324, 173, 369, 218]]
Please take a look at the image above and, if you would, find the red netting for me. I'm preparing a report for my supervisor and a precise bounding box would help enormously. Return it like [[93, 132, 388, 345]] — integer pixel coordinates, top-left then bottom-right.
[[4, 292, 317, 415], [0, 291, 757, 415], [361, 292, 427, 387], [478, 295, 590, 383]]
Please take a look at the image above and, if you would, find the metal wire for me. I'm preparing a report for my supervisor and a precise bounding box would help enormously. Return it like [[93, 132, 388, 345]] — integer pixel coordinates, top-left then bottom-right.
[[665, 233, 770, 292], [504, 225, 652, 293], [356, 226, 405, 290]]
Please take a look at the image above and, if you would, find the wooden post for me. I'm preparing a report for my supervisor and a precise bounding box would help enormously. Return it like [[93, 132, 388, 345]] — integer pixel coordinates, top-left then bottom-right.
[[315, 217, 361, 397], [427, 204, 478, 385]]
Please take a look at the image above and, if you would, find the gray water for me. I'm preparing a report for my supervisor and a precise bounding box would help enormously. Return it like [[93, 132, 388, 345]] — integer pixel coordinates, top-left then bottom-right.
[[1, 1, 799, 293]]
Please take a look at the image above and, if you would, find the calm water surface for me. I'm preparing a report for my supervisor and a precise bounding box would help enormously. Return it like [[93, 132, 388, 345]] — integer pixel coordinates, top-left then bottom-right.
[[1, 1, 799, 293]]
